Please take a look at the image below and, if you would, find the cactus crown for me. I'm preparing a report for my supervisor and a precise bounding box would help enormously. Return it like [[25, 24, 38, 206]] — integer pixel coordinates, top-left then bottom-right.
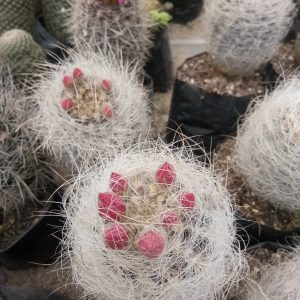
[[63, 142, 246, 299], [33, 49, 151, 174], [202, 0, 296, 76]]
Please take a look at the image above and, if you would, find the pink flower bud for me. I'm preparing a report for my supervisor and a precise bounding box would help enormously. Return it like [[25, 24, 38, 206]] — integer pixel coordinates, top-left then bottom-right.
[[63, 75, 73, 88], [102, 103, 113, 117], [73, 67, 83, 78], [161, 211, 179, 228], [110, 172, 128, 194], [101, 80, 111, 91], [103, 224, 128, 250], [155, 162, 176, 185], [178, 192, 196, 210], [137, 230, 165, 258], [117, 0, 125, 5], [98, 192, 126, 221], [60, 97, 75, 110]]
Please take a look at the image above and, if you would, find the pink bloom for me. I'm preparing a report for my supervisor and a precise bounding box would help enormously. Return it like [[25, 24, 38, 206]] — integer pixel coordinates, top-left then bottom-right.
[[103, 224, 128, 250], [98, 192, 126, 221], [137, 230, 165, 258], [60, 97, 74, 110], [155, 162, 176, 185], [110, 172, 128, 194], [178, 192, 196, 210]]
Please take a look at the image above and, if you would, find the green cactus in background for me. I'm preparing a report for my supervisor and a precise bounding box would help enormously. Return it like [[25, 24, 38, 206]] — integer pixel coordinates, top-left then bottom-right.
[[42, 0, 71, 43], [0, 29, 46, 84], [0, 0, 35, 36]]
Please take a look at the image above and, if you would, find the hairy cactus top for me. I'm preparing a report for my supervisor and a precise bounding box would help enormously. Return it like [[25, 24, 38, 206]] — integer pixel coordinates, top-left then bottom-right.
[[236, 76, 300, 211], [0, 76, 40, 213], [69, 0, 155, 67], [202, 0, 296, 76], [63, 142, 246, 299], [32, 49, 152, 175]]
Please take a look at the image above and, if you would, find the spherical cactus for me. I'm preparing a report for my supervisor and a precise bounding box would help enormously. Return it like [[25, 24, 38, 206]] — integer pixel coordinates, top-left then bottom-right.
[[0, 76, 40, 213], [32, 49, 152, 175], [42, 0, 71, 43], [236, 77, 300, 211], [202, 0, 296, 76], [0, 0, 35, 36], [69, 0, 155, 67], [0, 29, 46, 84], [245, 246, 300, 300], [62, 142, 246, 299]]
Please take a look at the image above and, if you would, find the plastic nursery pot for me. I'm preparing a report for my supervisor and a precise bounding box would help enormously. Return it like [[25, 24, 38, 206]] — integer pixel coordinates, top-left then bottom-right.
[[145, 27, 173, 93], [165, 79, 253, 157], [159, 0, 203, 24], [0, 191, 64, 270], [33, 18, 70, 64], [235, 213, 300, 248], [165, 62, 277, 157]]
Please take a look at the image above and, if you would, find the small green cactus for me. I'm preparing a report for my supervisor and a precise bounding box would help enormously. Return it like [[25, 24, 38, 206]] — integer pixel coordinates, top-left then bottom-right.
[[0, 29, 46, 84], [0, 0, 35, 36], [42, 0, 71, 43]]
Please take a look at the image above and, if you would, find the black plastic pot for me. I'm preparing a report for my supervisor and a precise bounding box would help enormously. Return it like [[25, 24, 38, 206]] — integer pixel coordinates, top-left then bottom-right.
[[145, 28, 173, 92], [0, 192, 64, 270], [236, 213, 300, 248], [166, 62, 277, 157], [160, 0, 203, 24]]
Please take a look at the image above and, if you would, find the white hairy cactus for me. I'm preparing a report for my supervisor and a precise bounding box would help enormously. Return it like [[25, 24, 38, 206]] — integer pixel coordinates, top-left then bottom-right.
[[0, 75, 40, 213], [63, 142, 246, 300], [236, 76, 300, 211], [69, 0, 154, 67], [202, 0, 296, 76], [245, 246, 300, 300], [32, 49, 151, 175]]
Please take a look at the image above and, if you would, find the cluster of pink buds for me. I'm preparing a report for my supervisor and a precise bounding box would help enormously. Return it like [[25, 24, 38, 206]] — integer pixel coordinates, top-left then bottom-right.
[[98, 162, 196, 258], [60, 67, 113, 118]]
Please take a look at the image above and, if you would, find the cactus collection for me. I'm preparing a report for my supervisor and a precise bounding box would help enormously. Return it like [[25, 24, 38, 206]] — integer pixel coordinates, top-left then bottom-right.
[[1, 0, 300, 298]]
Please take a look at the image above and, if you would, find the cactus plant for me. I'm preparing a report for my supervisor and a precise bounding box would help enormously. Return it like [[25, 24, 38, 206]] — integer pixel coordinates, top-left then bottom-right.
[[0, 76, 40, 214], [0, 29, 46, 84], [32, 49, 152, 175], [69, 0, 155, 67], [236, 76, 300, 211], [245, 246, 300, 300], [0, 0, 35, 36], [42, 0, 71, 44], [202, 0, 296, 76], [62, 142, 246, 299]]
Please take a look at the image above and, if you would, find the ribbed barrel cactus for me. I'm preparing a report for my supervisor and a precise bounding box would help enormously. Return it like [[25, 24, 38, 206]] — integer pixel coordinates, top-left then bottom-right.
[[0, 29, 46, 84], [0, 0, 35, 36], [62, 142, 246, 299]]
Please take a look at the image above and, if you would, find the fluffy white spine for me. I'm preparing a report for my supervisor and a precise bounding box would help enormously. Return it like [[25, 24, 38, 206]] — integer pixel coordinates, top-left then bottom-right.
[[62, 141, 246, 300], [202, 0, 296, 76], [31, 49, 152, 175], [236, 76, 300, 211]]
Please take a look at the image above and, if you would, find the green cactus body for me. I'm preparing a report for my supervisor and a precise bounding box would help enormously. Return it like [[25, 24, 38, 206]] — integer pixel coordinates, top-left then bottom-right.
[[42, 0, 71, 43], [0, 0, 35, 36], [0, 29, 46, 84]]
